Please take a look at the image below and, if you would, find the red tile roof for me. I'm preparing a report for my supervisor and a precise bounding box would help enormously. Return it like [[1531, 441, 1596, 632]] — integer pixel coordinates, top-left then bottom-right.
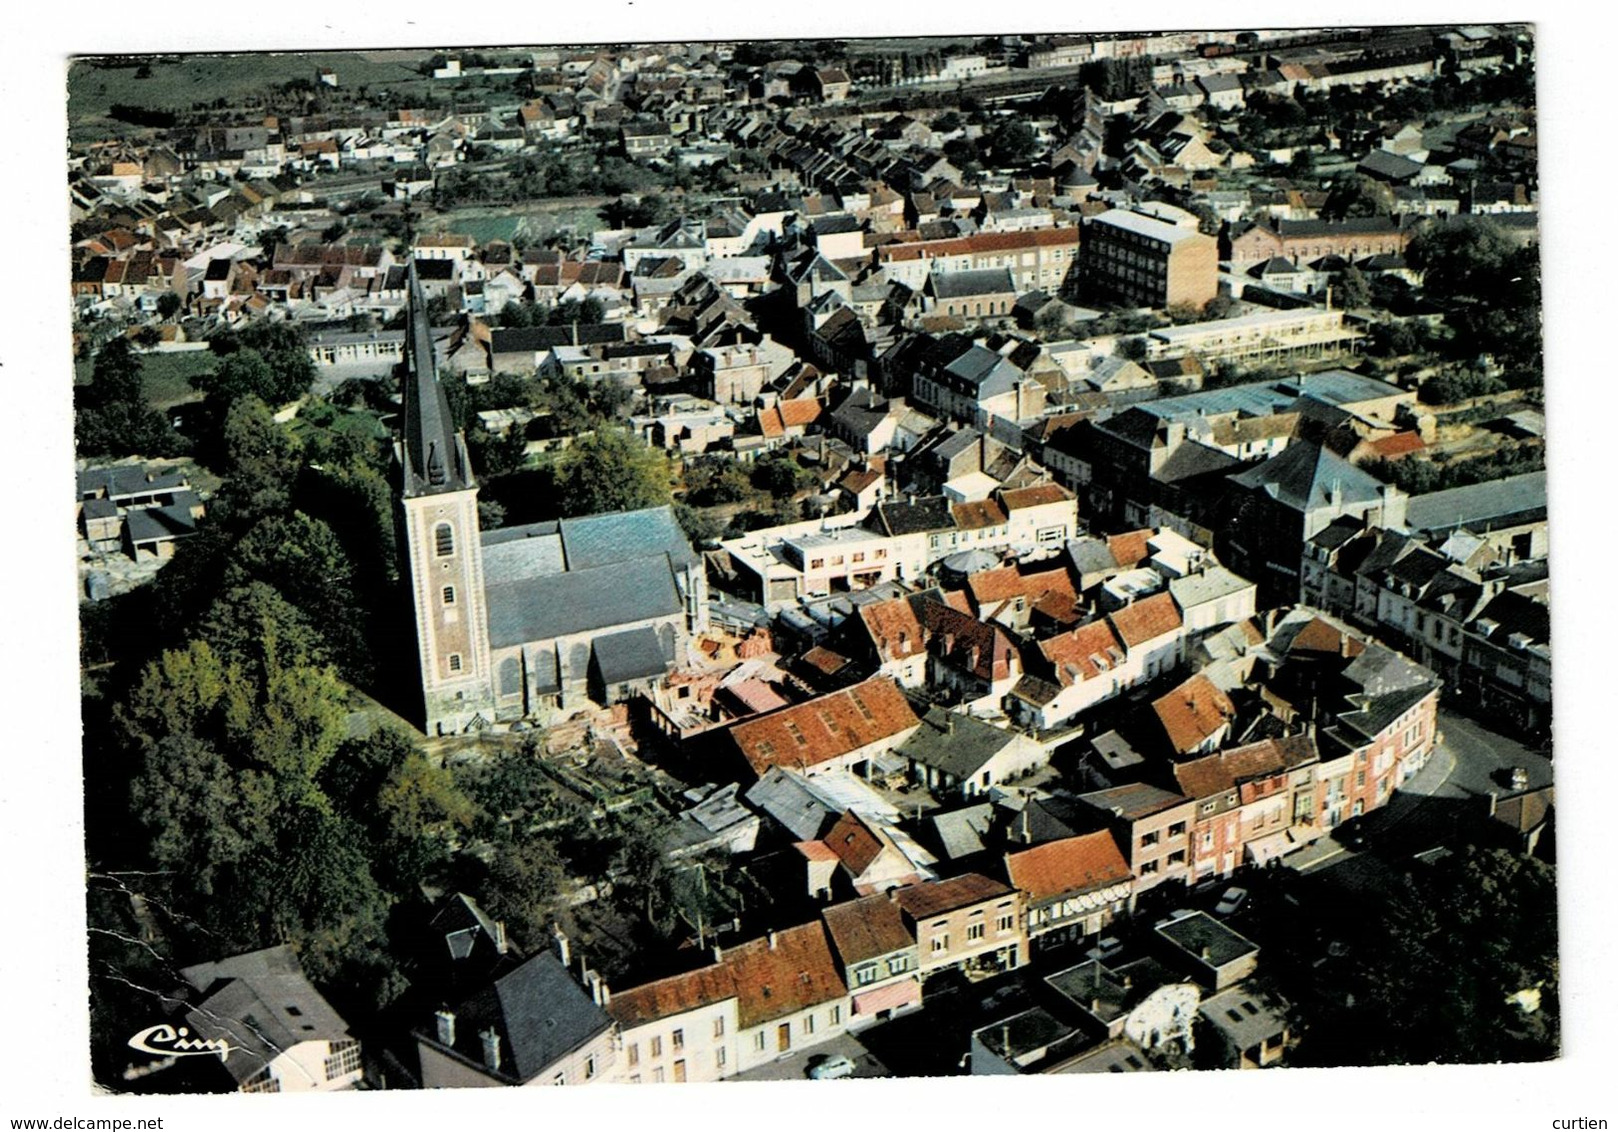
[[951, 499, 1009, 531], [1288, 616, 1366, 659], [917, 599, 1020, 682], [1108, 592, 1183, 649], [877, 226, 1080, 264], [1152, 674, 1236, 756], [606, 961, 739, 1028], [727, 677, 921, 778], [998, 483, 1074, 511], [821, 893, 915, 966], [1004, 831, 1132, 902], [1365, 432, 1426, 459], [1040, 619, 1127, 686], [726, 922, 848, 1029], [1171, 737, 1292, 800], [821, 811, 894, 878], [1106, 530, 1154, 569], [893, 873, 1016, 920], [857, 598, 925, 662], [968, 565, 1078, 613]]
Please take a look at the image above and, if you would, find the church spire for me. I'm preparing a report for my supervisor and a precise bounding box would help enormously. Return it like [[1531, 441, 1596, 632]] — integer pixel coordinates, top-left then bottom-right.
[[401, 262, 472, 498]]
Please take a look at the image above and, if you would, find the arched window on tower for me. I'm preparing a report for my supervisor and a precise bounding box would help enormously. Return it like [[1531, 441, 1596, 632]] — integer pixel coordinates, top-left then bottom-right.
[[434, 522, 454, 557]]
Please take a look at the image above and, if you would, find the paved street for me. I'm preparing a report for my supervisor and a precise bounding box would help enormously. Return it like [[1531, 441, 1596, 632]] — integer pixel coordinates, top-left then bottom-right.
[[1288, 706, 1553, 875], [727, 1031, 890, 1082]]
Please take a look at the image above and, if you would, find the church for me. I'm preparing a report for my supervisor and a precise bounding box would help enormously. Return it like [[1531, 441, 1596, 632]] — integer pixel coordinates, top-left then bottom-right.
[[395, 266, 709, 735]]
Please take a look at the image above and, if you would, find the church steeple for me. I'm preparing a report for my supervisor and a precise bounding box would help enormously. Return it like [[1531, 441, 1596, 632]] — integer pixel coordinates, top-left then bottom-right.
[[396, 263, 495, 736], [401, 262, 473, 497]]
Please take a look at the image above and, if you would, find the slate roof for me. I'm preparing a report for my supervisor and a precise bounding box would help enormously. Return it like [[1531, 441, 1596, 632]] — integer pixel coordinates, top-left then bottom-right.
[[485, 554, 682, 647], [175, 946, 353, 1086], [1076, 782, 1192, 822], [932, 268, 1017, 300], [1228, 441, 1387, 514], [592, 625, 671, 685], [930, 803, 997, 859], [1005, 831, 1131, 903], [899, 707, 1022, 780], [1403, 471, 1547, 536], [124, 503, 199, 543], [870, 496, 957, 536], [423, 950, 612, 1083]]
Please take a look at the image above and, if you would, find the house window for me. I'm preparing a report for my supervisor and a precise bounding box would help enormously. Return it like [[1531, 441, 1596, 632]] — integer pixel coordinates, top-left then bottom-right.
[[1140, 831, 1159, 847], [673, 1059, 686, 1082], [442, 585, 456, 605], [1201, 801, 1216, 815], [1168, 821, 1187, 836], [713, 1017, 725, 1039], [242, 1067, 279, 1093], [324, 1040, 362, 1081], [753, 1032, 767, 1052], [651, 1036, 663, 1058], [887, 956, 908, 975], [585, 1055, 596, 1079], [434, 522, 454, 557], [830, 1005, 841, 1026], [997, 913, 1015, 933], [652, 1066, 665, 1083], [1140, 860, 1159, 875], [855, 964, 878, 985], [804, 1014, 815, 1035], [967, 923, 985, 941], [716, 1047, 727, 1069], [628, 1043, 639, 1067], [448, 653, 463, 673], [1168, 849, 1187, 865], [672, 1029, 684, 1052], [552, 1073, 566, 1086], [931, 934, 949, 953]]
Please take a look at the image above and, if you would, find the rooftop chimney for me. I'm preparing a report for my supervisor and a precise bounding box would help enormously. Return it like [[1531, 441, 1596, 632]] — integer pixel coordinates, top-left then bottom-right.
[[479, 1028, 502, 1073], [553, 924, 571, 968], [435, 1009, 456, 1048], [587, 969, 604, 1006], [713, 945, 724, 963], [768, 929, 779, 951], [1200, 945, 1213, 961], [494, 920, 508, 956]]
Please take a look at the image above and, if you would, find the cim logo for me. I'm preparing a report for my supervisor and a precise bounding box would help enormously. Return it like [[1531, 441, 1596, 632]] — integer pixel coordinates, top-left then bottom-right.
[[127, 1024, 239, 1061]]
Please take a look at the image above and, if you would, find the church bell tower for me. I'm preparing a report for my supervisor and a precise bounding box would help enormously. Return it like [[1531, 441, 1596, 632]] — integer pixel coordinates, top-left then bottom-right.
[[397, 265, 496, 734]]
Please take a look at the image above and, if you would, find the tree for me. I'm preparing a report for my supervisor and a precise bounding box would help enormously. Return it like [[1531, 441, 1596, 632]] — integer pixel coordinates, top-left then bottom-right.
[[1297, 848, 1557, 1067], [1321, 174, 1394, 220], [1335, 265, 1372, 310], [751, 450, 811, 500], [84, 337, 144, 410], [986, 119, 1038, 167], [551, 427, 672, 518], [156, 291, 181, 320], [216, 394, 299, 507]]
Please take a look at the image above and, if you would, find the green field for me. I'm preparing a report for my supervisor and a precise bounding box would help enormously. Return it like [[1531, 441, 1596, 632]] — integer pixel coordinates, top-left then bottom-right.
[[67, 50, 435, 137], [74, 349, 216, 410]]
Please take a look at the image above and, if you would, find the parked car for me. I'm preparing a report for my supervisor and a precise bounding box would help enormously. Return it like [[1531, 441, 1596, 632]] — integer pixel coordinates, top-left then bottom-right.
[[807, 1054, 856, 1080], [1214, 886, 1248, 916], [1085, 935, 1124, 961]]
